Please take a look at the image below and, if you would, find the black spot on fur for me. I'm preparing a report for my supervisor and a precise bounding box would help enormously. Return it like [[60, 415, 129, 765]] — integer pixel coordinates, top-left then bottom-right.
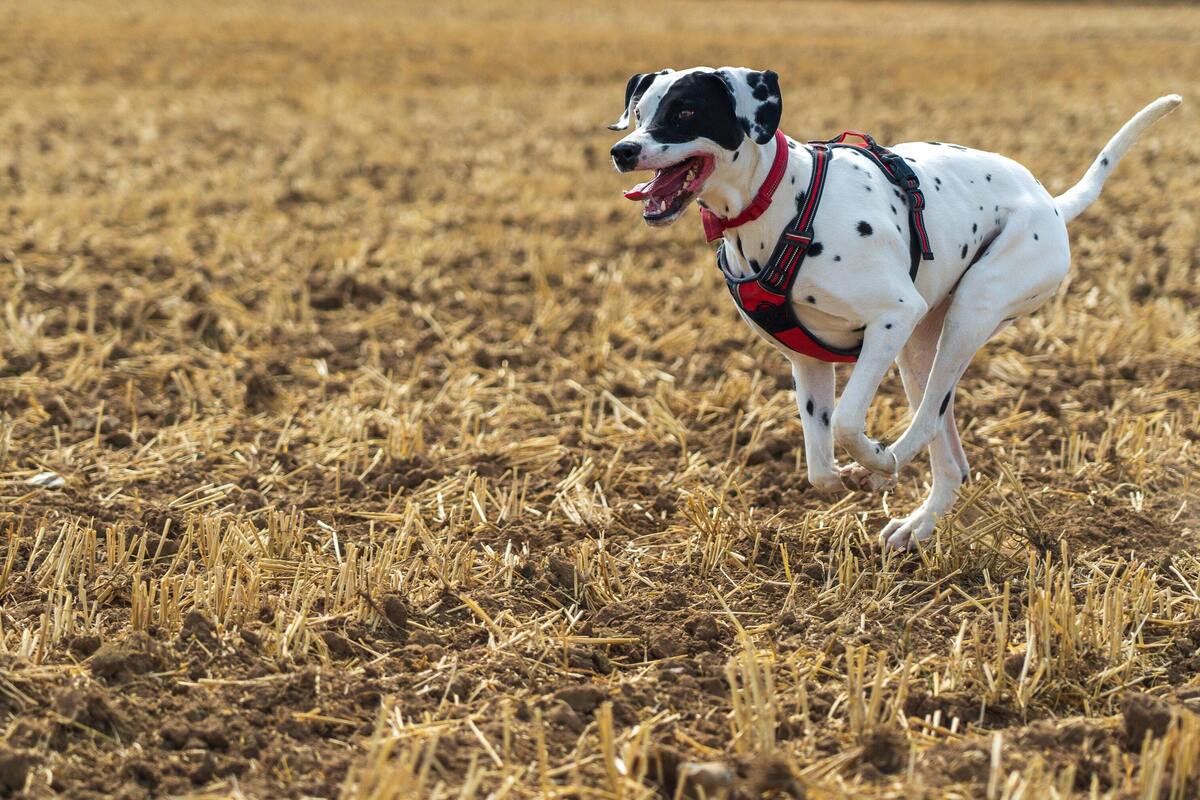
[[821, 411, 829, 426], [1101, 156, 1109, 167], [661, 144, 669, 151], [894, 190, 902, 200], [972, 222, 977, 233], [787, 140, 796, 149], [961, 243, 968, 259], [949, 144, 967, 151], [891, 205, 897, 215], [939, 391, 952, 416], [733, 150, 740, 161], [864, 185, 872, 192], [905, 157, 916, 163], [790, 175, 794, 184], [833, 255, 841, 262], [806, 295, 816, 304], [1033, 233, 1039, 241], [857, 221, 873, 236], [808, 242, 824, 257], [805, 398, 814, 415], [934, 176, 941, 185], [985, 174, 992, 182], [884, 323, 892, 329], [926, 141, 942, 146]]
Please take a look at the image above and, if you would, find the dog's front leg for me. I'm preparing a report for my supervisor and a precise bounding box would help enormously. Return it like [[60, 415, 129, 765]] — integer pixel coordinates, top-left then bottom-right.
[[789, 355, 841, 493], [831, 295, 927, 478]]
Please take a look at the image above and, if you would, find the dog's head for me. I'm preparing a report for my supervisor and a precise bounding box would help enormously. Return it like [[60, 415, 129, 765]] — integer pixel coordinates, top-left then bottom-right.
[[608, 67, 781, 226]]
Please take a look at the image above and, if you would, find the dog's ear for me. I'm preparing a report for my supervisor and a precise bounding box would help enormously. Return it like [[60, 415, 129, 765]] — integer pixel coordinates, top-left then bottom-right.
[[715, 67, 781, 144], [609, 69, 672, 131]]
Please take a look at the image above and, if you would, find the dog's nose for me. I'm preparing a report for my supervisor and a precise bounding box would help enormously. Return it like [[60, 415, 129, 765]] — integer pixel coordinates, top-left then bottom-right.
[[611, 141, 642, 172]]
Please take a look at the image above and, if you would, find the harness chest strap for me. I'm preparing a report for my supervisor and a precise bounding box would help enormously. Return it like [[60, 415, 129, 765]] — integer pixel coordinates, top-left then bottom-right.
[[709, 130, 935, 363]]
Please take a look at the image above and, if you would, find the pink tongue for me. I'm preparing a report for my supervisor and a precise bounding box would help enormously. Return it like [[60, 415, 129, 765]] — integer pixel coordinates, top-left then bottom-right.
[[624, 162, 690, 201]]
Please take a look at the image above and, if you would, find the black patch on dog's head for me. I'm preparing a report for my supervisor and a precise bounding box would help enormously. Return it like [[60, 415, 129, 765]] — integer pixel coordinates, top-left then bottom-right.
[[609, 70, 671, 130], [643, 71, 743, 151], [716, 67, 781, 145]]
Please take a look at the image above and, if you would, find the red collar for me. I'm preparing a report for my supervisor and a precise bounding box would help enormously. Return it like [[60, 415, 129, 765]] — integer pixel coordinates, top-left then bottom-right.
[[699, 130, 790, 243]]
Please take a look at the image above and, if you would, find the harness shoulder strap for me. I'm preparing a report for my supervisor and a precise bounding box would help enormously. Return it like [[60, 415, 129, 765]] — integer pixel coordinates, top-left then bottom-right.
[[821, 131, 935, 280]]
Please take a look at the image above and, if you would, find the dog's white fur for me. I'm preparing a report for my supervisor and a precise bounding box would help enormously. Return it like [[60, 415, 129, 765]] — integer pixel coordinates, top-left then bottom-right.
[[613, 69, 1181, 548]]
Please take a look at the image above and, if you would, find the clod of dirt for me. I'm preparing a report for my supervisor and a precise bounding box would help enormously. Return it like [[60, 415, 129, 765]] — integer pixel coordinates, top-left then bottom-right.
[[545, 699, 584, 732], [1122, 692, 1175, 749], [633, 745, 684, 798], [684, 613, 720, 642], [747, 433, 792, 465], [120, 758, 160, 789], [860, 727, 909, 775], [554, 684, 606, 715], [160, 717, 190, 750], [52, 684, 124, 736], [67, 634, 102, 659], [648, 627, 687, 659], [546, 555, 580, 592], [243, 367, 282, 412], [196, 719, 230, 750], [89, 633, 162, 681], [743, 753, 806, 798], [1003, 651, 1026, 679], [322, 629, 354, 658], [179, 611, 218, 646], [381, 593, 409, 631], [0, 746, 33, 793], [103, 430, 134, 448]]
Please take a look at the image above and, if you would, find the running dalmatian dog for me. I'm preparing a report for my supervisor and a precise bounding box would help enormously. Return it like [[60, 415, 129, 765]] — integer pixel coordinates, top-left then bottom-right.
[[609, 66, 1180, 549]]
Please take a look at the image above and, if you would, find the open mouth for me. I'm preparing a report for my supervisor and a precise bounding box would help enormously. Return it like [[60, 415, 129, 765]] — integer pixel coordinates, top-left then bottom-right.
[[623, 155, 715, 225]]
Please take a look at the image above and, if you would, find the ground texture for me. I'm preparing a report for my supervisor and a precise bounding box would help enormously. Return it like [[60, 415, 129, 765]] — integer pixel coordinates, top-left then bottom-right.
[[1, 1, 1199, 797]]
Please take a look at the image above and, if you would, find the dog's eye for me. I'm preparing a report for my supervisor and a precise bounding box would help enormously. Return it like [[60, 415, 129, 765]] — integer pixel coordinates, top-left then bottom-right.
[[676, 108, 695, 121]]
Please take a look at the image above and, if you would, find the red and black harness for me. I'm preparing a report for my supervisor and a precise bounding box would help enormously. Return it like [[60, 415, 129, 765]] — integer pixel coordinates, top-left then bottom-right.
[[701, 130, 934, 363]]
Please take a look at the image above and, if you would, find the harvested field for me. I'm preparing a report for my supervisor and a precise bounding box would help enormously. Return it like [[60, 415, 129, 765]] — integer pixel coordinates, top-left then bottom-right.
[[1, 0, 1198, 797]]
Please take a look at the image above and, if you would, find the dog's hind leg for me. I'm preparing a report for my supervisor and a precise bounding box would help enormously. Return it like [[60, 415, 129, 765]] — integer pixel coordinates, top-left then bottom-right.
[[789, 356, 842, 493], [876, 298, 968, 548], [885, 202, 1070, 482]]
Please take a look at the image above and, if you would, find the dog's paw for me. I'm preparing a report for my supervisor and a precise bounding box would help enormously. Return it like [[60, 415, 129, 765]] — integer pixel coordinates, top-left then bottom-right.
[[878, 507, 939, 550], [808, 473, 845, 495], [839, 463, 897, 493]]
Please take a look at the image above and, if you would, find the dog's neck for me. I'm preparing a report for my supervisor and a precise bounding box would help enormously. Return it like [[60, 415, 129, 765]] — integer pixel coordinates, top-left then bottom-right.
[[697, 136, 781, 221], [701, 134, 813, 278]]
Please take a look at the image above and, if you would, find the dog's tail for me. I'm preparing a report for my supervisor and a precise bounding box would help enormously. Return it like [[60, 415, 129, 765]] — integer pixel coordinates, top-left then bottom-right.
[[1054, 94, 1182, 223]]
